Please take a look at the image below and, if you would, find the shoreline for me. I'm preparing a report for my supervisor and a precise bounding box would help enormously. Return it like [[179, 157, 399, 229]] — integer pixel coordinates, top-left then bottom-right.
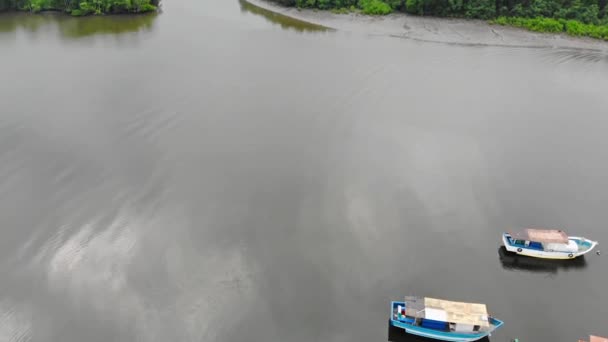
[[0, 10, 158, 16], [245, 0, 608, 51], [0, 6, 159, 17]]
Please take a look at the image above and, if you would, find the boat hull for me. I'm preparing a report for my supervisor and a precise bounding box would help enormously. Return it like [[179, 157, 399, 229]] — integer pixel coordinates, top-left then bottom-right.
[[502, 233, 598, 259], [389, 301, 503, 342], [390, 321, 490, 341]]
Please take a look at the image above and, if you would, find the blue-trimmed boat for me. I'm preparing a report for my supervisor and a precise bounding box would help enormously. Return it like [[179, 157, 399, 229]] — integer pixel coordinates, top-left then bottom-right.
[[502, 229, 598, 260], [389, 297, 504, 342]]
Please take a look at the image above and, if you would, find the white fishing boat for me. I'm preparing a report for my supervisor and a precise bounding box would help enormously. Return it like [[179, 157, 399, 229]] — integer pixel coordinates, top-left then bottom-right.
[[502, 228, 598, 259]]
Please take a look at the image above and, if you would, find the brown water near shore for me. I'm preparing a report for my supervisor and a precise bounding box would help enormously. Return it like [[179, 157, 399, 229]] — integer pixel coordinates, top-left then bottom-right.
[[0, 12, 157, 38], [1, 1, 608, 342]]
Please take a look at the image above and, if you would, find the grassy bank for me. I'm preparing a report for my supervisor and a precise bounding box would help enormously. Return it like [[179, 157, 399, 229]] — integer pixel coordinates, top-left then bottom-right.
[[0, 0, 159, 16], [491, 16, 608, 40]]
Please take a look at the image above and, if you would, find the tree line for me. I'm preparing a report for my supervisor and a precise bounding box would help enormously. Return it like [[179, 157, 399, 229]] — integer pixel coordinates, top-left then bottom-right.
[[0, 0, 160, 15], [269, 0, 607, 23]]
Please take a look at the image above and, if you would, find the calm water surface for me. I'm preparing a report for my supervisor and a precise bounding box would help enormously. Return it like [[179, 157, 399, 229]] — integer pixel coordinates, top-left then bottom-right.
[[1, 1, 608, 342]]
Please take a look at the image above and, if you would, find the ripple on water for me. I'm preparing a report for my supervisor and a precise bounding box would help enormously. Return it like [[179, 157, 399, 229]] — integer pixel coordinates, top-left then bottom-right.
[[123, 109, 182, 143], [38, 212, 138, 299], [536, 47, 608, 66], [0, 300, 32, 342]]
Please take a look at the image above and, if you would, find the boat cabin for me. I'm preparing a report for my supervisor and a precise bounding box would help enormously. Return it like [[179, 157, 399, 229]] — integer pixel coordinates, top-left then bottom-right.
[[506, 229, 577, 252], [397, 296, 491, 333]]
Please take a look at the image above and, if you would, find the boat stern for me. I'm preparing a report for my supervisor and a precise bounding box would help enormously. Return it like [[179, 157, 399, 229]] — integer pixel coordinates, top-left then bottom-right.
[[389, 301, 404, 325], [502, 233, 517, 252], [501, 232, 510, 243]]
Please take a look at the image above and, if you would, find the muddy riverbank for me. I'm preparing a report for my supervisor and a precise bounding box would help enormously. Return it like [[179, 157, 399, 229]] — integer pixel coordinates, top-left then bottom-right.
[[245, 0, 608, 50]]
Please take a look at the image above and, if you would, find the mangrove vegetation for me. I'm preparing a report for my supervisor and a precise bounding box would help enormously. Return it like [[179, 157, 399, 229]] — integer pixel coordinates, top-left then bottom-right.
[[0, 0, 160, 15]]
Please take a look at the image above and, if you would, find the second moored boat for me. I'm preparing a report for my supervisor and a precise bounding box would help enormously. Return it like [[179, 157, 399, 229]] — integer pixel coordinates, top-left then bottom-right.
[[502, 228, 598, 259]]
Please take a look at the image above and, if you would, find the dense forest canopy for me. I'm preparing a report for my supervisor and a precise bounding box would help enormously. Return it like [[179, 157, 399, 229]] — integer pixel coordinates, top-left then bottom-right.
[[269, 0, 607, 23], [0, 0, 160, 15]]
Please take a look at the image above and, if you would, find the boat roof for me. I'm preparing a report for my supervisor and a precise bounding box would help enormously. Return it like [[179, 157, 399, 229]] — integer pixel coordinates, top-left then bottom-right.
[[510, 228, 569, 244], [403, 296, 490, 327], [425, 297, 490, 327]]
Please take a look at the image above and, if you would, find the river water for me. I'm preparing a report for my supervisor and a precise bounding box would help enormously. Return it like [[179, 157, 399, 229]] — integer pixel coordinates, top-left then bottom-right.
[[1, 1, 608, 342]]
